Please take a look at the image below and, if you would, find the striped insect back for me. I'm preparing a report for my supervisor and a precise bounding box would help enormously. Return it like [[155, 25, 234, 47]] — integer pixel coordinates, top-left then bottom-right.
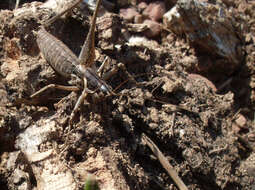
[[36, 0, 110, 94], [37, 27, 80, 78]]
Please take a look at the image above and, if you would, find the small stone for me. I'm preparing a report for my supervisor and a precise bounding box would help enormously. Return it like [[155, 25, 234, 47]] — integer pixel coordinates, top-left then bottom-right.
[[232, 114, 247, 133], [143, 1, 166, 21], [235, 114, 247, 128], [232, 123, 241, 134], [143, 19, 161, 38], [188, 73, 217, 92], [248, 132, 255, 142], [138, 2, 147, 12], [120, 7, 139, 22]]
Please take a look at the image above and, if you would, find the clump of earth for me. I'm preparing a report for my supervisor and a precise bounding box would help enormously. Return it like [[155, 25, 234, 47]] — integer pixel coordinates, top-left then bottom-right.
[[0, 0, 254, 189]]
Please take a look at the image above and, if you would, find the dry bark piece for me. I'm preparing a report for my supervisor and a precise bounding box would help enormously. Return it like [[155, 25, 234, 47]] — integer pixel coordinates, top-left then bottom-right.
[[5, 151, 32, 190], [163, 0, 243, 67], [14, 119, 77, 190]]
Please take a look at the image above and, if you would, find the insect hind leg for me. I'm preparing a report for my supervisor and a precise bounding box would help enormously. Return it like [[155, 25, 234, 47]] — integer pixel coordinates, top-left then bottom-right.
[[30, 84, 80, 98], [42, 0, 82, 27]]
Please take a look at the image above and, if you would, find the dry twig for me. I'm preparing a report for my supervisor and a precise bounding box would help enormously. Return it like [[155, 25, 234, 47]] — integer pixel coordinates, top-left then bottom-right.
[[141, 133, 188, 190]]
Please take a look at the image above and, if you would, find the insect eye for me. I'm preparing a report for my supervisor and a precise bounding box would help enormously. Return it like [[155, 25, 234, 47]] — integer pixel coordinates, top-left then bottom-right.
[[100, 85, 108, 92]]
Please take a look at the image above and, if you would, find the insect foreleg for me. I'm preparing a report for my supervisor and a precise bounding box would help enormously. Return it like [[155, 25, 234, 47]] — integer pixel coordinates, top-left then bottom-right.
[[69, 78, 95, 124]]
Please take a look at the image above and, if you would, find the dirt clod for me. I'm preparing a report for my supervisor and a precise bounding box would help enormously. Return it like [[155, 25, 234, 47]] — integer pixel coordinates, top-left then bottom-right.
[[1, 0, 255, 189]]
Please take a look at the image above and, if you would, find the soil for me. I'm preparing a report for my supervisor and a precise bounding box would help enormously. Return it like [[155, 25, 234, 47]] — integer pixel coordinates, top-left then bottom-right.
[[0, 0, 255, 190]]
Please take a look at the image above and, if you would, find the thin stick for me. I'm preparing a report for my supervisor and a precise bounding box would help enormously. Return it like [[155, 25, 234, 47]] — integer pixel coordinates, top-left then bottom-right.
[[141, 133, 188, 190], [15, 0, 20, 9]]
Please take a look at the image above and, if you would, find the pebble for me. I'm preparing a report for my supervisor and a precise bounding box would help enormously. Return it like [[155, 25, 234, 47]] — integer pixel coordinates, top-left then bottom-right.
[[120, 7, 139, 22], [143, 1, 166, 21], [188, 73, 217, 92], [143, 19, 161, 38], [138, 2, 147, 12], [232, 114, 247, 134]]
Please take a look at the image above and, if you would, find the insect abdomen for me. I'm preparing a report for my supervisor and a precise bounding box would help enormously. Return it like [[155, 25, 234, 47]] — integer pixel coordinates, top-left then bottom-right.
[[37, 27, 80, 78]]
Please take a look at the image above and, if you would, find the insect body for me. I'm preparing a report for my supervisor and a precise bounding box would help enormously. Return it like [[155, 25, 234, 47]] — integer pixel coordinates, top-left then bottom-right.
[[33, 0, 110, 122], [36, 26, 110, 93], [37, 27, 80, 79]]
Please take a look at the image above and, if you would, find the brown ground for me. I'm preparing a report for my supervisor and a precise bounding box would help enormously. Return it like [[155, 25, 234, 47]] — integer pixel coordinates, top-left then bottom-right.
[[0, 0, 255, 189]]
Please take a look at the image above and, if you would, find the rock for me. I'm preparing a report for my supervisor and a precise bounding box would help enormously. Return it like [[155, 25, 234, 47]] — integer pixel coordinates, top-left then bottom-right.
[[120, 7, 139, 22], [143, 1, 166, 21], [232, 114, 247, 134], [163, 6, 182, 34], [143, 19, 161, 38], [235, 114, 247, 128], [188, 73, 217, 92], [248, 132, 255, 142], [138, 2, 147, 12], [163, 0, 243, 67]]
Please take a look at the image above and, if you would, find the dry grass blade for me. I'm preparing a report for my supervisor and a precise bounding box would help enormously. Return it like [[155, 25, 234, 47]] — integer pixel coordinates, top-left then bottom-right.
[[141, 133, 188, 190]]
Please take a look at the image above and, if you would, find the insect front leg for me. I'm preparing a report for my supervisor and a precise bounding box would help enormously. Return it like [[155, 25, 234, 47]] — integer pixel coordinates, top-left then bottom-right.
[[69, 77, 95, 124], [101, 62, 138, 87]]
